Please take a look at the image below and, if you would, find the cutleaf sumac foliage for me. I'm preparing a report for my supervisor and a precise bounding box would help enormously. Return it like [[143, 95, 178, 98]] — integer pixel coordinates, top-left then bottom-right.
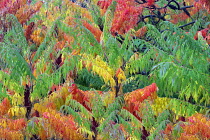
[[0, 0, 209, 139]]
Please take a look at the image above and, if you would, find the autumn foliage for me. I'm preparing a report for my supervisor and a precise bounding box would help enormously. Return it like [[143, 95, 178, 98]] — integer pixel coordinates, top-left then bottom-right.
[[0, 0, 209, 139]]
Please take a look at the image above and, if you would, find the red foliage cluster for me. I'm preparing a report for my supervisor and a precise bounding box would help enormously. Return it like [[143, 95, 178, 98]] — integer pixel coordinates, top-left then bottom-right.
[[42, 110, 84, 139], [124, 83, 157, 104], [0, 0, 43, 24], [0, 128, 24, 140], [195, 0, 210, 13], [178, 113, 210, 139], [163, 123, 173, 135], [135, 26, 148, 38], [194, 28, 210, 44], [0, 98, 11, 116], [170, 0, 198, 24], [97, 0, 144, 35], [147, 0, 155, 6], [0, 0, 12, 9], [194, 28, 209, 39], [68, 83, 158, 119], [24, 22, 35, 41], [68, 84, 87, 104], [111, 0, 143, 35], [68, 84, 103, 111], [0, 118, 26, 140], [82, 21, 102, 42], [97, 0, 113, 10], [0, 118, 26, 131], [124, 83, 158, 118], [169, 0, 209, 24]]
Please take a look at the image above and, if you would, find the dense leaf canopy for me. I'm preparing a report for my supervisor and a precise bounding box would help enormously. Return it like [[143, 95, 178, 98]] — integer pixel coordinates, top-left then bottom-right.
[[0, 0, 209, 139]]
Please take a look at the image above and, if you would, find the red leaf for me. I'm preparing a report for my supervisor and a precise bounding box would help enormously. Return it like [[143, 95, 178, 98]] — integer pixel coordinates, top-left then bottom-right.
[[147, 0, 155, 6], [82, 21, 102, 42], [24, 22, 35, 41]]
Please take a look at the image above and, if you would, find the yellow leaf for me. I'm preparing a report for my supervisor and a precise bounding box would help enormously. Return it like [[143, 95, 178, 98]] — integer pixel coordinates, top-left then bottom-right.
[[11, 93, 24, 106]]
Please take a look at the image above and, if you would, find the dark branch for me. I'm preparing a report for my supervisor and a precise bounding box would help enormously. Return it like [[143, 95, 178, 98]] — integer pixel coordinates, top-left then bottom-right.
[[179, 21, 195, 29]]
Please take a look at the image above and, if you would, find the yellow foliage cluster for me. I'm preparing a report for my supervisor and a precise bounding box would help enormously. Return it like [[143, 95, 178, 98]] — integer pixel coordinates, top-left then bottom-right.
[[82, 54, 116, 87], [116, 68, 126, 84], [11, 93, 24, 106], [30, 28, 45, 45], [8, 106, 26, 118], [151, 97, 171, 116], [0, 96, 26, 118], [33, 88, 68, 114]]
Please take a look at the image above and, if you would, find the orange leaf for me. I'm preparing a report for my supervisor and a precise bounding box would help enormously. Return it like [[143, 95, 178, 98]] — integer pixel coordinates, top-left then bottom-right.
[[82, 21, 102, 42], [135, 26, 147, 38], [0, 98, 11, 116]]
